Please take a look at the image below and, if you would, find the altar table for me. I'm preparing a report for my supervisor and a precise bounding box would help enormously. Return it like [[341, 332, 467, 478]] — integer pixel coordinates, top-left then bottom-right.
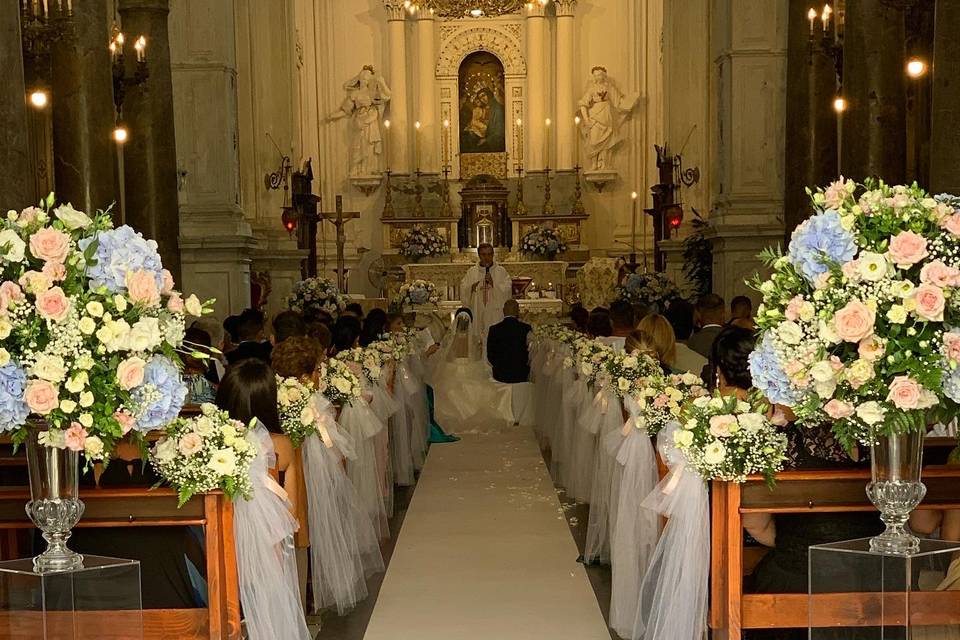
[[404, 261, 568, 302]]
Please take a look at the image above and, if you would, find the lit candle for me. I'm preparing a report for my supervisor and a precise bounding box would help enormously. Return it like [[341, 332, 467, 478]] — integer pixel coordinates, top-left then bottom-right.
[[574, 115, 581, 167], [134, 36, 146, 62], [544, 118, 551, 169], [442, 118, 450, 166], [516, 118, 523, 165], [821, 3, 831, 33], [631, 191, 638, 257], [383, 119, 391, 171], [66, 0, 71, 12], [414, 120, 421, 171], [41, 0, 48, 18], [807, 7, 817, 35], [109, 41, 117, 62]]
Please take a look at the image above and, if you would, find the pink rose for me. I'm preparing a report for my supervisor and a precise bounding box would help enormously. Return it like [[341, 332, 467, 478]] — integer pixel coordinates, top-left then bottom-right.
[[829, 355, 844, 372], [161, 269, 175, 295], [941, 214, 960, 237], [824, 399, 854, 419], [841, 260, 861, 281], [887, 375, 922, 410], [41, 261, 66, 282], [178, 432, 203, 457], [35, 286, 70, 322], [114, 410, 136, 435], [25, 380, 58, 414], [653, 393, 670, 408], [888, 230, 929, 267], [125, 270, 160, 307], [785, 295, 803, 321], [28, 227, 70, 264], [945, 332, 960, 364], [64, 423, 88, 452], [709, 414, 737, 438], [920, 260, 960, 288], [832, 300, 876, 343], [17, 206, 41, 225], [823, 178, 850, 209], [166, 293, 184, 313], [116, 357, 146, 391], [857, 336, 884, 361], [0, 281, 23, 314], [913, 283, 946, 321]]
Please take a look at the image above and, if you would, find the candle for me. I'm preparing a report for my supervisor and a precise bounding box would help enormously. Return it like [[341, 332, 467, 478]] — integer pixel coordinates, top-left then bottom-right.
[[544, 118, 551, 169], [807, 7, 817, 35], [66, 0, 71, 12], [41, 0, 47, 18], [574, 115, 581, 167], [442, 118, 450, 166], [821, 3, 831, 32], [414, 120, 421, 170], [134, 36, 146, 62], [383, 119, 391, 171], [516, 118, 523, 164], [631, 191, 638, 257]]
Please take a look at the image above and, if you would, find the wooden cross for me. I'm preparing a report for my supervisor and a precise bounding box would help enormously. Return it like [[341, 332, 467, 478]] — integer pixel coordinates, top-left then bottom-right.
[[319, 195, 360, 292]]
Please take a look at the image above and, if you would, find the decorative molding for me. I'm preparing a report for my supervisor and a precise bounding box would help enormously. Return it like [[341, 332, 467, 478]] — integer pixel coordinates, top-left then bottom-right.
[[460, 152, 508, 180], [425, 0, 524, 19], [554, 0, 578, 18], [383, 1, 409, 21], [436, 25, 526, 77], [511, 86, 522, 98], [440, 87, 451, 98]]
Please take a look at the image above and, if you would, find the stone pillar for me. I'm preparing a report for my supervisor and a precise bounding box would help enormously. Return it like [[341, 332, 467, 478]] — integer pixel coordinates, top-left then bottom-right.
[[118, 0, 181, 282], [930, 0, 960, 194], [416, 10, 437, 173], [50, 0, 116, 215], [555, 0, 576, 170], [840, 0, 906, 183], [783, 0, 837, 237], [385, 1, 409, 173], [0, 3, 33, 209], [525, 3, 547, 169]]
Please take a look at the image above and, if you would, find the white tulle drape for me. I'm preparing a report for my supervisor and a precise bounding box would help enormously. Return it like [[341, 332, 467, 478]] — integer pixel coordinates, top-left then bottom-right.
[[301, 394, 384, 614], [389, 360, 419, 486], [584, 387, 625, 564], [234, 423, 312, 640], [339, 396, 390, 539]]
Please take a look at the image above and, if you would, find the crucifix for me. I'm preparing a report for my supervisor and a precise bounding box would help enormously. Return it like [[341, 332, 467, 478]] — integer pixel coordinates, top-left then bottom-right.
[[319, 195, 360, 292]]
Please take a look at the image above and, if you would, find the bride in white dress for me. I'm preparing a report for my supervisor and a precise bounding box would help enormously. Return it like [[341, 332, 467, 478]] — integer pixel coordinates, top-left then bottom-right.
[[427, 308, 514, 432]]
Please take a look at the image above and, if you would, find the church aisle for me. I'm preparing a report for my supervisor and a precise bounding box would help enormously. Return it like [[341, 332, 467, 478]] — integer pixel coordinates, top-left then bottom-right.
[[363, 424, 610, 640]]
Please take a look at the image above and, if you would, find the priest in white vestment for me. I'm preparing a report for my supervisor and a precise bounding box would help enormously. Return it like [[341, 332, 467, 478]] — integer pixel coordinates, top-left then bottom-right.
[[459, 243, 512, 350]]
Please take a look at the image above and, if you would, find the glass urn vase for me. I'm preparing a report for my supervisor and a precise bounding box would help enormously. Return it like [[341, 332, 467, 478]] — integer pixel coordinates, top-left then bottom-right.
[[24, 427, 85, 572], [865, 429, 926, 555]]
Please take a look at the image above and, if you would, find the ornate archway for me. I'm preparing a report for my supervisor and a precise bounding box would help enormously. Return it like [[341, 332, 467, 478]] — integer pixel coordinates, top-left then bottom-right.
[[435, 25, 526, 78]]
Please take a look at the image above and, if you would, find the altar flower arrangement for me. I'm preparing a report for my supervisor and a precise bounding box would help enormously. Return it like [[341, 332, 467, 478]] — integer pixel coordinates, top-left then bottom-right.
[[0, 195, 211, 460], [520, 225, 568, 258], [395, 279, 440, 308], [334, 346, 384, 383], [400, 225, 448, 261], [149, 403, 257, 506], [674, 393, 787, 485], [287, 277, 346, 318], [317, 357, 363, 407], [616, 271, 682, 310], [631, 372, 708, 436], [750, 178, 960, 447], [277, 376, 318, 448]]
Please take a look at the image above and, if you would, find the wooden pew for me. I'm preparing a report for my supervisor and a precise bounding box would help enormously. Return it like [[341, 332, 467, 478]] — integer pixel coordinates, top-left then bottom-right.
[[0, 486, 241, 640], [709, 464, 960, 639]]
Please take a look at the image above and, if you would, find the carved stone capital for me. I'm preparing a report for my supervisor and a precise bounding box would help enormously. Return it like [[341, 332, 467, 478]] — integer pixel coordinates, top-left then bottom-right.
[[554, 0, 577, 18], [525, 2, 547, 18], [384, 1, 409, 21]]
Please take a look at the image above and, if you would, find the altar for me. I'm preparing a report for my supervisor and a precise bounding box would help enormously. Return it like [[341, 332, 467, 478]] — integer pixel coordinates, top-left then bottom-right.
[[404, 260, 568, 302]]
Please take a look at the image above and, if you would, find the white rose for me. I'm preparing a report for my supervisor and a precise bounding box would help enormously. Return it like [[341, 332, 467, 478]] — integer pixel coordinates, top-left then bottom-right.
[[0, 348, 9, 366], [78, 413, 93, 428], [623, 356, 638, 369], [96, 319, 130, 352], [858, 252, 888, 282], [206, 448, 237, 476], [78, 316, 96, 335], [83, 435, 104, 458], [886, 305, 907, 324], [777, 321, 803, 345], [798, 301, 816, 322], [32, 354, 66, 382], [154, 438, 178, 463], [855, 401, 886, 425], [76, 354, 94, 370], [818, 319, 841, 344], [581, 363, 593, 376], [809, 361, 836, 384], [53, 203, 93, 230], [79, 391, 94, 408], [59, 399, 77, 414], [65, 372, 87, 393], [194, 416, 215, 436], [200, 402, 216, 416], [85, 301, 104, 317], [693, 396, 711, 409], [300, 406, 315, 426], [114, 295, 127, 312], [184, 294, 203, 317], [673, 429, 694, 448], [125, 317, 162, 352], [703, 440, 727, 465], [681, 372, 701, 386], [737, 413, 767, 432], [618, 377, 630, 391], [0, 229, 26, 263], [708, 397, 725, 411], [0, 318, 11, 340], [333, 376, 353, 394]]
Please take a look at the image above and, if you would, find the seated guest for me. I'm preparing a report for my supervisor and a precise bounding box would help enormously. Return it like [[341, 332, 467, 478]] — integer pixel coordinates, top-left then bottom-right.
[[587, 307, 613, 339], [687, 293, 725, 359], [487, 299, 532, 384], [569, 304, 589, 333], [182, 327, 217, 404], [665, 299, 708, 374], [360, 308, 388, 346], [221, 314, 240, 359], [343, 302, 365, 319], [729, 294, 756, 331], [610, 300, 637, 338], [330, 315, 362, 355], [636, 313, 677, 373], [272, 310, 307, 344], [226, 308, 273, 365]]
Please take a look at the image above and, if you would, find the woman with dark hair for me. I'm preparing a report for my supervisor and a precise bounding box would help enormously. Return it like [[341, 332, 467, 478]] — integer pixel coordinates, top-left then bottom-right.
[[386, 312, 406, 334], [569, 304, 589, 332], [330, 315, 362, 355], [587, 307, 613, 338], [708, 326, 755, 393], [183, 327, 217, 403], [360, 308, 388, 346]]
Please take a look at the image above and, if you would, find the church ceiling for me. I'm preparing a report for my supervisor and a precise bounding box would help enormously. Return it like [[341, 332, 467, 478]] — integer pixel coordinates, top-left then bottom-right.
[[425, 0, 525, 18]]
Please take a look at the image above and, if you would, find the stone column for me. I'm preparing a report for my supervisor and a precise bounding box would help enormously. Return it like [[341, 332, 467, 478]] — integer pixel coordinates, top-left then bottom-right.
[[385, 1, 409, 173], [0, 3, 33, 209], [930, 0, 960, 194], [416, 9, 437, 173], [783, 0, 837, 237], [555, 0, 576, 170], [840, 0, 906, 183], [51, 0, 116, 215], [525, 2, 547, 169], [118, 0, 181, 282]]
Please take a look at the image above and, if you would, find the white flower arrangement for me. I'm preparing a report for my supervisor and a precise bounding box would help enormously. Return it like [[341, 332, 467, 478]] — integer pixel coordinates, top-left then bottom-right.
[[616, 271, 682, 310], [276, 376, 318, 448], [334, 347, 385, 383], [395, 279, 440, 308], [631, 372, 709, 437], [317, 357, 363, 407], [372, 330, 414, 363], [149, 403, 257, 506], [287, 277, 346, 318], [400, 225, 448, 261], [520, 226, 568, 257], [674, 393, 787, 485], [605, 349, 663, 399]]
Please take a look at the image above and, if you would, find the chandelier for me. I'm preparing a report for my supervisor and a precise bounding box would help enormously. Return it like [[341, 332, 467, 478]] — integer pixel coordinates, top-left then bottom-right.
[[414, 0, 527, 18]]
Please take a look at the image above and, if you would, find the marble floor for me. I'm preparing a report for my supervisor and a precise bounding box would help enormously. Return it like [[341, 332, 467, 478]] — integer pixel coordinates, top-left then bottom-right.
[[361, 423, 610, 640]]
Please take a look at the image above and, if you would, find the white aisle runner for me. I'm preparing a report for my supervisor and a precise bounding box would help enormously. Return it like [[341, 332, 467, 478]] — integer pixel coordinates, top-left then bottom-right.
[[364, 423, 610, 640]]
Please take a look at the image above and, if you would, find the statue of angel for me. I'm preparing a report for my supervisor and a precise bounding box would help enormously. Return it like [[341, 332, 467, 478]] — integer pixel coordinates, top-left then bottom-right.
[[577, 66, 639, 172], [330, 66, 392, 177]]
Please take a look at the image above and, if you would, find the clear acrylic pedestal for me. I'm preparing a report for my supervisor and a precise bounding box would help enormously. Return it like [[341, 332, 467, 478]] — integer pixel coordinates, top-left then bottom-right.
[[809, 537, 960, 639], [0, 555, 142, 639]]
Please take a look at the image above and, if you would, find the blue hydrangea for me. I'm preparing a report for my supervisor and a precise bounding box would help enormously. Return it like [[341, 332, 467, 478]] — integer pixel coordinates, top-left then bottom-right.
[[78, 225, 165, 293], [409, 288, 429, 305], [546, 239, 559, 252], [0, 363, 29, 432], [131, 356, 187, 431], [943, 367, 960, 404], [749, 333, 804, 405], [625, 273, 644, 293], [787, 210, 857, 284]]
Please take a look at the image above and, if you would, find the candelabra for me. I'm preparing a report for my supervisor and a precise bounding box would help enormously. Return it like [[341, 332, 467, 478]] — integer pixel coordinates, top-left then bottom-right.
[[440, 164, 453, 217], [413, 169, 425, 217], [514, 164, 527, 216], [571, 165, 586, 216], [541, 167, 555, 216], [110, 28, 149, 119], [20, 0, 74, 69], [382, 169, 395, 218]]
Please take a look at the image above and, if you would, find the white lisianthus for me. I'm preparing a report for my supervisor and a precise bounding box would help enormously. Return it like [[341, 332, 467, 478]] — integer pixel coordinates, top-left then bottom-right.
[[85, 301, 104, 317], [78, 391, 94, 408], [78, 316, 96, 335], [708, 397, 725, 411], [693, 396, 711, 409], [681, 372, 701, 386], [300, 406, 315, 426], [618, 377, 630, 392], [59, 399, 77, 414], [200, 402, 217, 416], [858, 252, 888, 282], [65, 372, 87, 393], [96, 319, 131, 352], [674, 429, 694, 448], [809, 361, 838, 399], [798, 301, 816, 322], [114, 295, 128, 312], [886, 305, 908, 324], [703, 440, 727, 465], [760, 281, 775, 294], [53, 203, 93, 230], [818, 319, 842, 344], [207, 448, 237, 475], [184, 294, 203, 317], [856, 401, 886, 425], [581, 363, 593, 376], [154, 438, 178, 463], [0, 229, 26, 263], [194, 416, 215, 436], [76, 354, 94, 370], [737, 413, 767, 432], [78, 413, 93, 428], [777, 321, 803, 345], [893, 280, 916, 298], [623, 356, 638, 369], [32, 354, 67, 383]]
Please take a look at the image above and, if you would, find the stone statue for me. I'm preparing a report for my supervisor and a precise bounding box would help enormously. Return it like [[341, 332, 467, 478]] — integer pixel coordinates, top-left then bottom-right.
[[577, 66, 639, 172], [330, 65, 392, 177]]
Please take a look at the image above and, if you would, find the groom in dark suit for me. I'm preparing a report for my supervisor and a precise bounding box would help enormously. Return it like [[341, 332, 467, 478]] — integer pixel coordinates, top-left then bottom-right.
[[486, 299, 532, 383]]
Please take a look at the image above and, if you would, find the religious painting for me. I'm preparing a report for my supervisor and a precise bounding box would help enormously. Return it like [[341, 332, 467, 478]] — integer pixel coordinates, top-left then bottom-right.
[[458, 52, 506, 155]]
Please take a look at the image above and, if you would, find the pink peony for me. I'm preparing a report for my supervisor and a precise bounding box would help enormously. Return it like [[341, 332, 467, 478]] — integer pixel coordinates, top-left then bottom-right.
[[920, 260, 960, 288], [41, 261, 65, 282], [25, 380, 58, 414], [888, 230, 929, 267], [114, 410, 136, 435], [64, 423, 88, 452], [709, 414, 737, 438], [913, 283, 946, 321], [785, 295, 804, 321], [841, 260, 861, 281], [824, 399, 854, 419], [166, 293, 184, 313], [116, 357, 146, 390], [178, 432, 203, 457], [125, 270, 160, 307], [35, 286, 71, 322], [887, 375, 922, 410], [0, 281, 23, 313], [832, 300, 876, 343], [28, 227, 70, 264], [941, 214, 960, 237], [161, 269, 175, 295]]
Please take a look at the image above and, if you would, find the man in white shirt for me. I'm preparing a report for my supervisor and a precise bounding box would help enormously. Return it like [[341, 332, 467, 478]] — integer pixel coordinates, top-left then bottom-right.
[[459, 243, 512, 351]]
